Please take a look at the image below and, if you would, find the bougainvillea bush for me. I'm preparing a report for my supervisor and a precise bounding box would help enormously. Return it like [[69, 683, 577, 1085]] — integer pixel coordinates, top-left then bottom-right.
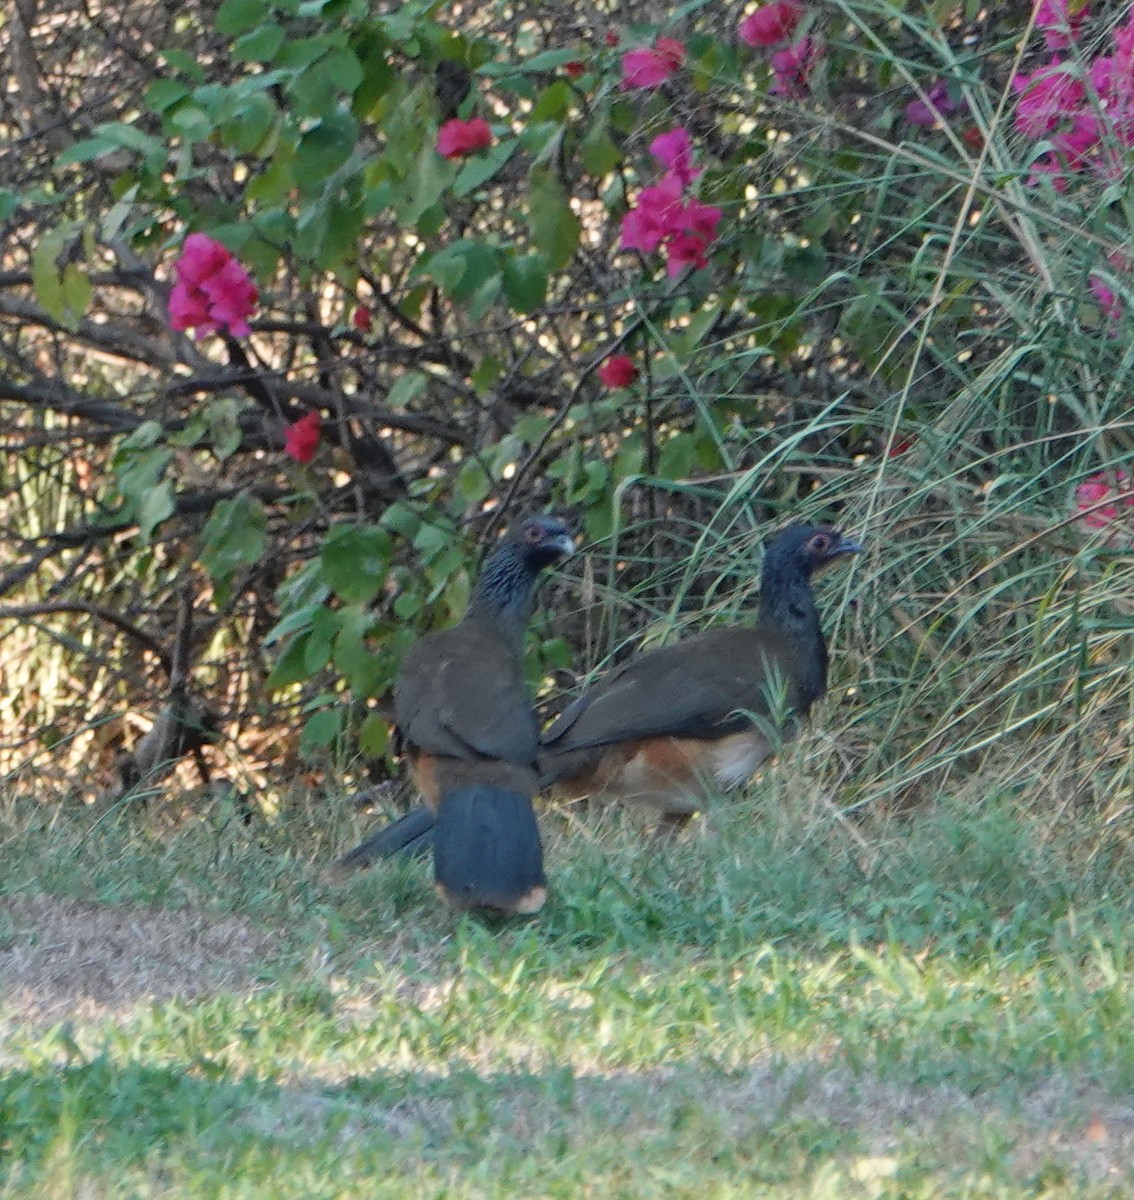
[[1, 0, 1132, 810]]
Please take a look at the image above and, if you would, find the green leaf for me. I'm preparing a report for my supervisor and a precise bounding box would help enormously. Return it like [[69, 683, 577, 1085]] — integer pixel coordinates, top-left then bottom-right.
[[233, 22, 286, 63], [199, 492, 267, 584], [582, 120, 621, 176], [61, 264, 92, 322], [267, 634, 312, 690], [397, 145, 455, 224], [657, 432, 696, 481], [452, 138, 517, 197], [320, 523, 393, 604], [295, 110, 358, 182], [529, 81, 571, 122], [0, 190, 19, 221], [264, 603, 321, 647], [300, 708, 343, 755], [216, 0, 268, 36], [304, 607, 341, 673], [146, 79, 190, 112], [456, 458, 492, 504], [137, 481, 175, 542], [479, 49, 579, 76], [502, 252, 548, 314], [528, 168, 580, 271], [55, 138, 119, 169], [358, 712, 390, 758], [387, 372, 429, 408], [418, 240, 501, 302]]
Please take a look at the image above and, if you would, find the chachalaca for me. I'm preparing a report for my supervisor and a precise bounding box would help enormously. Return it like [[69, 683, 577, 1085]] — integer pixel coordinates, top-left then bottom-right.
[[362, 514, 573, 913], [339, 522, 858, 857], [538, 523, 860, 824]]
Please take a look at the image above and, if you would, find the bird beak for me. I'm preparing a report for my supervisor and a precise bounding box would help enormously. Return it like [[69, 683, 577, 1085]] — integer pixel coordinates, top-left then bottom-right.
[[551, 533, 576, 558], [833, 534, 863, 557]]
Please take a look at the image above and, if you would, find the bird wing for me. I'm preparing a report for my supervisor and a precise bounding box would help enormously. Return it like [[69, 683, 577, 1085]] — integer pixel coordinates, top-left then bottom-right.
[[543, 627, 807, 751], [394, 619, 539, 765]]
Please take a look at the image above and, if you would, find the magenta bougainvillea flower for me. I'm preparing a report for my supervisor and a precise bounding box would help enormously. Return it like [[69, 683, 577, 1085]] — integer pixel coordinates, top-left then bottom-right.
[[436, 116, 493, 158], [1036, 0, 1087, 51], [649, 128, 701, 187], [168, 233, 258, 340], [621, 129, 722, 277], [738, 1, 803, 48], [1011, 7, 1134, 188], [284, 411, 322, 463], [770, 37, 818, 97], [1012, 63, 1085, 139], [620, 37, 684, 89], [1074, 470, 1134, 533], [598, 354, 639, 388]]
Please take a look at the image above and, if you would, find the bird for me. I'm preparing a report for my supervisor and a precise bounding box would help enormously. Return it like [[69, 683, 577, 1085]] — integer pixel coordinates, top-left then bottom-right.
[[538, 523, 861, 826], [347, 514, 574, 914], [337, 522, 859, 857]]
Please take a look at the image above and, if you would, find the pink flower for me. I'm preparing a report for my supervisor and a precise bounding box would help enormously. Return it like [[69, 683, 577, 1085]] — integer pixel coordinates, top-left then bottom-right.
[[739, 1, 803, 48], [168, 232, 258, 340], [770, 37, 818, 98], [564, 61, 586, 78], [620, 37, 684, 90], [604, 30, 620, 47], [620, 172, 685, 254], [665, 232, 712, 276], [649, 128, 700, 187], [1089, 251, 1130, 326], [437, 116, 493, 159], [1051, 110, 1101, 166], [680, 197, 723, 241], [1036, 0, 1087, 51], [285, 411, 322, 463], [1075, 470, 1132, 530], [1012, 62, 1085, 139], [598, 355, 638, 388], [905, 80, 964, 127]]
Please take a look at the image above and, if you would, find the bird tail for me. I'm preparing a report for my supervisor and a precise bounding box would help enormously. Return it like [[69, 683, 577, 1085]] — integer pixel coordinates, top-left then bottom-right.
[[433, 784, 546, 915], [330, 806, 436, 879]]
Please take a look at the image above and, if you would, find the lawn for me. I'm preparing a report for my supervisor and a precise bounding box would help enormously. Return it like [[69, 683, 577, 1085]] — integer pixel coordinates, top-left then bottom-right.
[[4, 771, 1134, 1199]]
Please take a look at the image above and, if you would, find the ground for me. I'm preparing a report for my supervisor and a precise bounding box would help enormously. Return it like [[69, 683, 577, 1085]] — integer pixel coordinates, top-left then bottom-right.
[[3, 773, 1134, 1198]]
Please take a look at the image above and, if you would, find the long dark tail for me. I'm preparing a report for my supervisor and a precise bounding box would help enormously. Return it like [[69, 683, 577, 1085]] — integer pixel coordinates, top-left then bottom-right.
[[433, 784, 546, 914], [330, 806, 436, 879]]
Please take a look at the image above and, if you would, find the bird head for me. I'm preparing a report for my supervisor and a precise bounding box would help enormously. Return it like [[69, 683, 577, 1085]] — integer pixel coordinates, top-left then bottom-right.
[[512, 514, 576, 568], [766, 524, 862, 578]]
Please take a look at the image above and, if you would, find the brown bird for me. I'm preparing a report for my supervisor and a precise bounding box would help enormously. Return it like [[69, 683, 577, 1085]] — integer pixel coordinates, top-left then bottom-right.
[[337, 522, 858, 859], [539, 524, 861, 826], [373, 514, 573, 914]]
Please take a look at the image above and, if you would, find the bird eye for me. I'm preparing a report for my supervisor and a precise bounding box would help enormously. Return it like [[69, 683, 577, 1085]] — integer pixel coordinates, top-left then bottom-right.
[[808, 533, 831, 554]]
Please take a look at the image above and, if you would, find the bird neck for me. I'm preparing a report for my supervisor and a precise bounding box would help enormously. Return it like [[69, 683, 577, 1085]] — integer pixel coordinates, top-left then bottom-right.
[[466, 547, 540, 647], [758, 560, 821, 640]]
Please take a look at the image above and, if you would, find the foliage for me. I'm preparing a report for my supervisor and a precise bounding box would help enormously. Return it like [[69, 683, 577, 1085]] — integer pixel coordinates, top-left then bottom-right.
[[0, 0, 1132, 812]]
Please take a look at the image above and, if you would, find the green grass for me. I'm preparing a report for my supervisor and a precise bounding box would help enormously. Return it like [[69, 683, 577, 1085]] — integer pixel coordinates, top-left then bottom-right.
[[5, 780, 1134, 1198]]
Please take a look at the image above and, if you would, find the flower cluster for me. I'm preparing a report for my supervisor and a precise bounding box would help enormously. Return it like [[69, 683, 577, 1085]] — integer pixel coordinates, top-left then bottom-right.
[[1013, 3, 1134, 189], [437, 116, 493, 159], [598, 354, 638, 388], [285, 411, 322, 463], [620, 36, 685, 90], [738, 2, 816, 97], [621, 128, 722, 277], [168, 233, 258, 340], [1074, 469, 1134, 541]]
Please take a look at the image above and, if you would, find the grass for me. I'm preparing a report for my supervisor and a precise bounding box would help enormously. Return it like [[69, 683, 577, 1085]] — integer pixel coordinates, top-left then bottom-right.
[[6, 775, 1134, 1198]]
